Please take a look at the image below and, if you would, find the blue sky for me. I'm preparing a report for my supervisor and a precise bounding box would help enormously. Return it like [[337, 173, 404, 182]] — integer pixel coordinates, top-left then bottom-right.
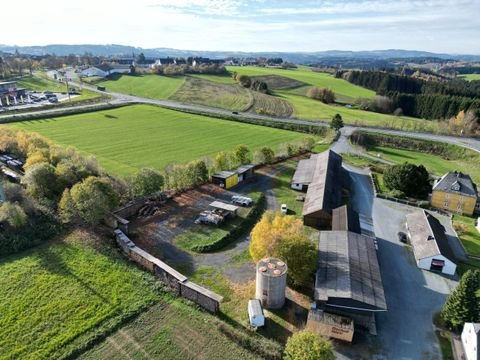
[[5, 0, 480, 53]]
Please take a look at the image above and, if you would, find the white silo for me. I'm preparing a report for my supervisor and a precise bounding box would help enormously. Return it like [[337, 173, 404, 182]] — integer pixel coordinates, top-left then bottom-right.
[[255, 257, 287, 309]]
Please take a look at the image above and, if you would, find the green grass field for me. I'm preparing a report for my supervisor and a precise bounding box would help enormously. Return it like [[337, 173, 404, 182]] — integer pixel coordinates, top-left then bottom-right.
[[0, 230, 161, 360], [367, 146, 480, 184], [98, 74, 185, 99], [458, 74, 480, 81], [228, 65, 375, 100], [452, 215, 480, 256], [12, 105, 310, 176]]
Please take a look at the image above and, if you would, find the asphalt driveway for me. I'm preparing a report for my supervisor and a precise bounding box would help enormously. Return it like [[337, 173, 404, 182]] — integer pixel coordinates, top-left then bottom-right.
[[339, 164, 458, 360]]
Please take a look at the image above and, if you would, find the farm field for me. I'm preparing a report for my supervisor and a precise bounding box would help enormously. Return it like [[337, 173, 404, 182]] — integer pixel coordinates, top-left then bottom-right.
[[171, 76, 252, 111], [12, 104, 311, 176], [278, 91, 438, 131], [452, 215, 480, 257], [366, 146, 480, 184], [78, 299, 279, 360], [0, 230, 161, 360], [97, 74, 185, 99], [458, 74, 480, 81], [227, 65, 375, 100]]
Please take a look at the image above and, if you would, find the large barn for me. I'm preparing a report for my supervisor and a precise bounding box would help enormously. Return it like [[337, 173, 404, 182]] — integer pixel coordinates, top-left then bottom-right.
[[406, 210, 457, 275], [315, 230, 387, 333], [293, 150, 343, 229]]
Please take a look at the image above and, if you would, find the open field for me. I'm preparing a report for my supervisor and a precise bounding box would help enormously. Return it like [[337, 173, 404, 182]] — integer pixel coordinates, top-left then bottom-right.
[[452, 215, 480, 256], [171, 77, 252, 111], [78, 299, 277, 360], [98, 74, 185, 99], [278, 91, 438, 131], [191, 73, 237, 84], [249, 90, 293, 116], [458, 74, 480, 81], [12, 104, 311, 176], [0, 230, 161, 360], [367, 146, 480, 184], [228, 65, 375, 100], [249, 75, 306, 90]]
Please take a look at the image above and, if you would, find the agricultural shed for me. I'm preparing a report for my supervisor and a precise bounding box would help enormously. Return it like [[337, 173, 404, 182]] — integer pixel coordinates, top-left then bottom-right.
[[332, 205, 361, 234], [306, 309, 354, 342], [405, 210, 457, 275], [211, 171, 238, 189], [302, 150, 343, 229], [291, 158, 315, 191], [316, 231, 386, 312], [209, 201, 239, 215], [236, 164, 255, 182]]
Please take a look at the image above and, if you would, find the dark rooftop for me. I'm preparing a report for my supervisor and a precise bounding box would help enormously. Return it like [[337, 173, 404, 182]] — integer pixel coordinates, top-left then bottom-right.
[[433, 171, 477, 197], [315, 231, 387, 311], [332, 205, 361, 234]]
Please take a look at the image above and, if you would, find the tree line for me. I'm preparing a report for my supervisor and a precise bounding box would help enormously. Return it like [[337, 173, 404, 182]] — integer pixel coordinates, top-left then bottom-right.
[[338, 70, 480, 121]]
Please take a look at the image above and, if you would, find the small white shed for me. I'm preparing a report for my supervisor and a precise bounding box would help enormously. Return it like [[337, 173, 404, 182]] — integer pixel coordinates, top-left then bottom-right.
[[248, 299, 265, 328], [462, 322, 480, 360]]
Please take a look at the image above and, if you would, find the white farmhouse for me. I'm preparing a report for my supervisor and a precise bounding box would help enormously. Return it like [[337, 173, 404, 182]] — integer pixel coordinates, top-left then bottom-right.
[[462, 322, 480, 360], [406, 210, 457, 275]]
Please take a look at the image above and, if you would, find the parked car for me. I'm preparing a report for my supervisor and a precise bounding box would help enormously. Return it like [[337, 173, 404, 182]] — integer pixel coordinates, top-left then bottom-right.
[[281, 204, 288, 214], [232, 111, 239, 115], [397, 231, 407, 243], [231, 195, 253, 207]]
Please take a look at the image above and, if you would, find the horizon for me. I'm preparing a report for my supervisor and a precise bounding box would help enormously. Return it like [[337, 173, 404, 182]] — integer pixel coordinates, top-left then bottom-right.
[[3, 0, 479, 54]]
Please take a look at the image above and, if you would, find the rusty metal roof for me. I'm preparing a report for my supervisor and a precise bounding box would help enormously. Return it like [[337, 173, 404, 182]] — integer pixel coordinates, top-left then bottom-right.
[[332, 205, 361, 234]]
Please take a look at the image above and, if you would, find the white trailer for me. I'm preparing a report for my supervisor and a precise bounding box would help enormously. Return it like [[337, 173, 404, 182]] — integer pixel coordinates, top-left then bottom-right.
[[248, 299, 265, 328]]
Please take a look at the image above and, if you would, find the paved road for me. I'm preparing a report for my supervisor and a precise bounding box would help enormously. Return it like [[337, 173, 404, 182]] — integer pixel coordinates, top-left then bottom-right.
[[3, 72, 478, 155], [341, 164, 458, 359]]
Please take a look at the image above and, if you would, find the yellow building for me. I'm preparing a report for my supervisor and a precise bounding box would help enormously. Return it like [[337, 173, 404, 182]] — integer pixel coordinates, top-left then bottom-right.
[[431, 171, 478, 216]]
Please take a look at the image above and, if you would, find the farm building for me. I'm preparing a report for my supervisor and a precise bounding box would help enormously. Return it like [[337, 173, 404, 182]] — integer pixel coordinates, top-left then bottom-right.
[[461, 322, 480, 360], [431, 171, 478, 216], [332, 205, 361, 233], [81, 64, 131, 78], [291, 158, 316, 191], [405, 210, 457, 275], [315, 231, 387, 334], [296, 150, 343, 229], [236, 164, 255, 182], [211, 165, 255, 189], [247, 299, 265, 328], [306, 309, 354, 342], [209, 201, 239, 217], [211, 171, 238, 189]]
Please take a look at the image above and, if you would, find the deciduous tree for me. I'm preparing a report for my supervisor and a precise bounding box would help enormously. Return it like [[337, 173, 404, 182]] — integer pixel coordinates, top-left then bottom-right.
[[284, 330, 334, 360], [130, 167, 165, 197]]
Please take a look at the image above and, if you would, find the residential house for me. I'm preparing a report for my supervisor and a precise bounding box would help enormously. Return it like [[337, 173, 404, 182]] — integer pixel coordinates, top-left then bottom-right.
[[461, 322, 480, 360], [405, 210, 457, 275], [431, 171, 478, 216]]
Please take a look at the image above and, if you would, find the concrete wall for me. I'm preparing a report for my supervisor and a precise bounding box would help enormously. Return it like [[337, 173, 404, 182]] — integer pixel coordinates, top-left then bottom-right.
[[113, 229, 223, 313], [418, 255, 456, 275]]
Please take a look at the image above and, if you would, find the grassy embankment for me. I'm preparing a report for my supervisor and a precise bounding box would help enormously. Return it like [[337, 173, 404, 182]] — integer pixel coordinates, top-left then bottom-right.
[[12, 104, 313, 177], [458, 74, 480, 81]]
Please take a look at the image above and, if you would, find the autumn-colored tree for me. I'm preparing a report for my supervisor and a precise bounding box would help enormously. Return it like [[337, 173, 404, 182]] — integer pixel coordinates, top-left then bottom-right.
[[250, 211, 316, 287], [214, 151, 228, 171], [0, 202, 27, 228], [234, 144, 251, 165]]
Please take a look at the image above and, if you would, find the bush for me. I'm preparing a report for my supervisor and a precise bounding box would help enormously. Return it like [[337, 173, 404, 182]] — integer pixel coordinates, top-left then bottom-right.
[[284, 330, 334, 360], [384, 162, 431, 199], [306, 87, 335, 104]]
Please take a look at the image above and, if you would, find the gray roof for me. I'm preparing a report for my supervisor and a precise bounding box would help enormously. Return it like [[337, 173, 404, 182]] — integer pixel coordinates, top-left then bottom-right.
[[315, 231, 387, 311], [303, 150, 343, 216], [212, 171, 236, 179], [433, 171, 477, 198], [236, 164, 255, 175], [292, 158, 315, 184], [332, 205, 361, 234], [406, 210, 456, 263]]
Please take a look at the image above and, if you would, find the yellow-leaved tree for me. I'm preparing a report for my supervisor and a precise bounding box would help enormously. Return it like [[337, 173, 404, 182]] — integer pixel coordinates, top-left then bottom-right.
[[250, 211, 317, 287]]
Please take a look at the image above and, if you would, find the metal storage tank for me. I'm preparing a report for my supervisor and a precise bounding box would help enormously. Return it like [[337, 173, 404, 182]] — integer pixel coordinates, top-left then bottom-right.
[[255, 257, 287, 309]]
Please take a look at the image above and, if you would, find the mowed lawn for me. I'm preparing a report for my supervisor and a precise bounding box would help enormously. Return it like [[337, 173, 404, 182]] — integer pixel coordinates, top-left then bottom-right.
[[367, 146, 480, 184], [13, 105, 309, 176], [227, 65, 375, 100], [0, 230, 161, 360], [98, 74, 185, 99]]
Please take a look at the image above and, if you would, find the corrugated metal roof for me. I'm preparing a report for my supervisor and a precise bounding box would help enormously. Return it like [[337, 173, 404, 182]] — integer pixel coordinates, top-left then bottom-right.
[[292, 159, 315, 184], [236, 164, 255, 175], [210, 201, 239, 212], [315, 231, 387, 311], [406, 210, 456, 263], [212, 171, 236, 179], [302, 150, 343, 216]]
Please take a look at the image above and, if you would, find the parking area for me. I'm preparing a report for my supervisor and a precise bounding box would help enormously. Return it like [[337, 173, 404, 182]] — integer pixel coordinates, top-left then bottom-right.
[[1, 91, 79, 112], [337, 164, 458, 359]]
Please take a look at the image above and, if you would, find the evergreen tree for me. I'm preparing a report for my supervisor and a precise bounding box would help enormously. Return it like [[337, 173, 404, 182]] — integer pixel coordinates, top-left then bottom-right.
[[441, 270, 480, 330], [330, 113, 344, 131]]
